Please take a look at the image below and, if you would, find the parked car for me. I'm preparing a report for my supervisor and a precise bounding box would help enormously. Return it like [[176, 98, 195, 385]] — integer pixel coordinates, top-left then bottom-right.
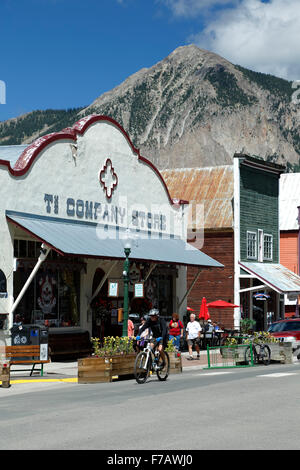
[[268, 318, 300, 356]]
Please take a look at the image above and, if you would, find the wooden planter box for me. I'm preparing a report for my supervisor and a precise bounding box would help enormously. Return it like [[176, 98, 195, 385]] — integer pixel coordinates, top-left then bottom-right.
[[168, 352, 182, 374], [78, 353, 136, 384], [269, 342, 293, 364], [111, 354, 136, 376], [228, 342, 293, 364]]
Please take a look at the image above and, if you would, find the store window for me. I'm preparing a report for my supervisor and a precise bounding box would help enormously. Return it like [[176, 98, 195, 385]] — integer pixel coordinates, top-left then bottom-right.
[[247, 231, 257, 259], [263, 234, 273, 261], [13, 238, 83, 327], [13, 268, 81, 327]]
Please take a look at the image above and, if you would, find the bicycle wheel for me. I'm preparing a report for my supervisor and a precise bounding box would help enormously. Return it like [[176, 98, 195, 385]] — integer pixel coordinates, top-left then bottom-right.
[[261, 345, 271, 365], [244, 345, 253, 365], [134, 352, 150, 384], [244, 345, 258, 365], [156, 351, 170, 381]]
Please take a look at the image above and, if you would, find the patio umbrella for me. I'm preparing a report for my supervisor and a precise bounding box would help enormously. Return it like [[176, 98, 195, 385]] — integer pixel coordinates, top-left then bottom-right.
[[199, 297, 210, 320], [207, 300, 239, 308], [187, 306, 195, 312]]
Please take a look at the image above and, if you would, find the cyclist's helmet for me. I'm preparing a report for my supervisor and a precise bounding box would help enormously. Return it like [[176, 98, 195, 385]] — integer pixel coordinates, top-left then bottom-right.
[[148, 308, 159, 317]]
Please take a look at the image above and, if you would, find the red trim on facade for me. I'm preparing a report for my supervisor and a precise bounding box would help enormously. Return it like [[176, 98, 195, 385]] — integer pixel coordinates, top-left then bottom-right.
[[0, 115, 186, 207]]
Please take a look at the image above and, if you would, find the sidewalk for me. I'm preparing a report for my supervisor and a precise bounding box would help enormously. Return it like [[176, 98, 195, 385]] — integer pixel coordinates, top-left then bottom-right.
[[180, 351, 210, 370], [3, 350, 299, 386], [3, 351, 209, 385], [5, 361, 79, 384]]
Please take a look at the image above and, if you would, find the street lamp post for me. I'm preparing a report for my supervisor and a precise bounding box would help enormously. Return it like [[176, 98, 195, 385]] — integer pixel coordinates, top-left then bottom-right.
[[122, 242, 131, 337]]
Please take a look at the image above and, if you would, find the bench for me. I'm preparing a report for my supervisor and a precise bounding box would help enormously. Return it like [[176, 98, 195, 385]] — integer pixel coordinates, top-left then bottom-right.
[[5, 345, 50, 377], [48, 330, 92, 359]]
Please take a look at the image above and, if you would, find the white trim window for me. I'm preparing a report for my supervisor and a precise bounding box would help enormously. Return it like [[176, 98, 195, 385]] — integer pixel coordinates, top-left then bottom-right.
[[247, 231, 257, 259], [263, 234, 273, 261]]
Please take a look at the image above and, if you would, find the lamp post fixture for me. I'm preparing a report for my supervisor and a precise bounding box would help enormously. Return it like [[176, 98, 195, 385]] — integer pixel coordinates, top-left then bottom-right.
[[122, 242, 131, 337]]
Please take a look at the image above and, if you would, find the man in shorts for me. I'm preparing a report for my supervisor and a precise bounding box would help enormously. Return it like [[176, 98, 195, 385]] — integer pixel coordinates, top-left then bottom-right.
[[186, 313, 201, 360]]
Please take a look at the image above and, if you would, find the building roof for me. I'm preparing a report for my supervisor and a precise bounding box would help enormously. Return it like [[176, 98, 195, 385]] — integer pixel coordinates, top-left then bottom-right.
[[6, 211, 224, 269], [279, 173, 300, 231], [161, 166, 234, 230], [0, 145, 28, 166], [239, 261, 300, 294]]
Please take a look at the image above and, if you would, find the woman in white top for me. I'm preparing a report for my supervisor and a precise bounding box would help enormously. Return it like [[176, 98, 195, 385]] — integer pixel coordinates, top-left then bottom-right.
[[186, 313, 202, 360]]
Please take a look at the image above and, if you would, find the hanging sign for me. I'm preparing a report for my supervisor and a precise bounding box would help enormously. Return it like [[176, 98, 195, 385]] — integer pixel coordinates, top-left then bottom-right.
[[253, 293, 270, 301], [134, 282, 144, 298], [108, 281, 119, 297]]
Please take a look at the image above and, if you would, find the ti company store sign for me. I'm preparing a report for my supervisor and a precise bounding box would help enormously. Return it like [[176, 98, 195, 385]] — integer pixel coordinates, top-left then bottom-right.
[[42, 192, 186, 239]]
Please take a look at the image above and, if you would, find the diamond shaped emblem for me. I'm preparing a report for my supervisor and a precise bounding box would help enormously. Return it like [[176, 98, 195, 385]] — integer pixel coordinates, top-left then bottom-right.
[[99, 158, 118, 199]]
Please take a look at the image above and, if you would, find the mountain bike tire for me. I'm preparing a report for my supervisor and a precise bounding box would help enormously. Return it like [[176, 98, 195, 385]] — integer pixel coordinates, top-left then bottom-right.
[[134, 351, 150, 384], [156, 351, 170, 381]]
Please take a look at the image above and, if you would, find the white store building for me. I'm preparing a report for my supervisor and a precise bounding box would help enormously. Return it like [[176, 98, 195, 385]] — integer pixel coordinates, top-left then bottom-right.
[[0, 115, 222, 355]]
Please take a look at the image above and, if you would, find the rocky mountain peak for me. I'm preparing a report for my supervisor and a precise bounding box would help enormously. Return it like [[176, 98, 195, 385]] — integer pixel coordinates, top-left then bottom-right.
[[1, 45, 299, 171]]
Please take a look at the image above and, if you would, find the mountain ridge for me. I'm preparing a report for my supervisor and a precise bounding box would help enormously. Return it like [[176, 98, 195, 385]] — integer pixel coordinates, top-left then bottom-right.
[[1, 44, 299, 171]]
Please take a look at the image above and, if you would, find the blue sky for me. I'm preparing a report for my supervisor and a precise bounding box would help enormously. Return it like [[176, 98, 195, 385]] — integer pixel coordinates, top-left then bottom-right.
[[1, 0, 299, 121]]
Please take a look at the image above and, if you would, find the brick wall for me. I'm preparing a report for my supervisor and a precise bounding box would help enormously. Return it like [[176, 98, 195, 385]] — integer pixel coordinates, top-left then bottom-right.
[[187, 231, 235, 329]]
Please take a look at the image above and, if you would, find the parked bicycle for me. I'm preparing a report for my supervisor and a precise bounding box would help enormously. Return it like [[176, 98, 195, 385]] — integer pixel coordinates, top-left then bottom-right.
[[244, 335, 271, 365], [134, 339, 170, 384]]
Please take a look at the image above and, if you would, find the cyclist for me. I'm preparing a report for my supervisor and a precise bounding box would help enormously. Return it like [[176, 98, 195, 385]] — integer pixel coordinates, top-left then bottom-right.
[[136, 308, 167, 370]]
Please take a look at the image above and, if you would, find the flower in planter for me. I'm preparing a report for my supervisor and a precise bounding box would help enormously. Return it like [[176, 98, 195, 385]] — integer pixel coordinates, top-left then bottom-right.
[[91, 337, 101, 356], [91, 335, 135, 357], [165, 339, 176, 352]]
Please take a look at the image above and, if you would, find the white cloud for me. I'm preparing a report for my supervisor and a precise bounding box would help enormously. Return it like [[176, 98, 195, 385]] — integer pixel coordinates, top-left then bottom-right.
[[163, 0, 300, 80], [161, 0, 237, 17]]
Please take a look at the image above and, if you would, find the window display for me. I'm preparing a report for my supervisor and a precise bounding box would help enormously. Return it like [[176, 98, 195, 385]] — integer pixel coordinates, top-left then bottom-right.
[[13, 266, 80, 327]]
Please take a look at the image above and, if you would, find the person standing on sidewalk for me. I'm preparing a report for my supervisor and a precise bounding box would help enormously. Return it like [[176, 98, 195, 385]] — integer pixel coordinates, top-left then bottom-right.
[[186, 313, 201, 360], [169, 313, 184, 350]]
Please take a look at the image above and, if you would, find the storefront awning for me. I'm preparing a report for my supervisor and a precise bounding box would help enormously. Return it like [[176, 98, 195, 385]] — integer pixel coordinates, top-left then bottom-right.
[[7, 211, 223, 269], [239, 261, 300, 294]]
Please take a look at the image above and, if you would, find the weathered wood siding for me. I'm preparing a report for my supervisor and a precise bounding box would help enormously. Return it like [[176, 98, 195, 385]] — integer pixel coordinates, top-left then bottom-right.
[[187, 231, 234, 329], [280, 231, 298, 274], [240, 164, 279, 263]]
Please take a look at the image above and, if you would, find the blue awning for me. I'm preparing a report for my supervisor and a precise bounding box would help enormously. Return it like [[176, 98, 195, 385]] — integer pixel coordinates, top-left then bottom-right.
[[7, 211, 223, 269]]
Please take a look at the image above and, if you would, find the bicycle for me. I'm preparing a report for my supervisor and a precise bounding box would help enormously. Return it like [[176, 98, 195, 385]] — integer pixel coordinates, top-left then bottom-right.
[[244, 336, 271, 365], [134, 338, 170, 384]]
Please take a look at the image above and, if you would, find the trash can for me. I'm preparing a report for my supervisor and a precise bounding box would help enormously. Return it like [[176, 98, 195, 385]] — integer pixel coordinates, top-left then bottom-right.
[[11, 324, 31, 346], [38, 326, 49, 361], [10, 324, 49, 360]]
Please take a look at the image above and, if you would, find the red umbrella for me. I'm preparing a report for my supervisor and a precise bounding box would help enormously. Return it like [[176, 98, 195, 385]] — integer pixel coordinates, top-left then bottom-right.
[[199, 297, 210, 320], [187, 306, 195, 312], [207, 300, 239, 308]]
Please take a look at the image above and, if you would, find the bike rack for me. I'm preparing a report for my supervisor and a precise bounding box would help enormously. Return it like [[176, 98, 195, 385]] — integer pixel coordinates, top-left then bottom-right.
[[206, 343, 255, 369]]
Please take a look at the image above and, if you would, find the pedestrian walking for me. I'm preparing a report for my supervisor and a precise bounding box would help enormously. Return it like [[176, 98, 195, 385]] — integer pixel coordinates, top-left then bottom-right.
[[186, 313, 201, 360]]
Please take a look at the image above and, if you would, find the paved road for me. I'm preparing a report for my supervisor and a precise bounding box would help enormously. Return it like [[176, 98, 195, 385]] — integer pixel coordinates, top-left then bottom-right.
[[0, 361, 299, 451]]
